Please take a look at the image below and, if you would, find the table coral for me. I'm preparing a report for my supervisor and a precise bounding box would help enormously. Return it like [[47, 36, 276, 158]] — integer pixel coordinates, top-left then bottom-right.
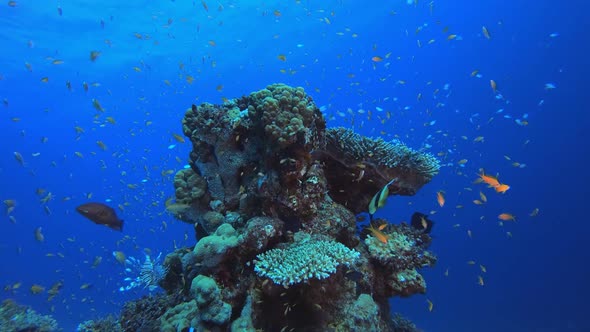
[[315, 127, 441, 214]]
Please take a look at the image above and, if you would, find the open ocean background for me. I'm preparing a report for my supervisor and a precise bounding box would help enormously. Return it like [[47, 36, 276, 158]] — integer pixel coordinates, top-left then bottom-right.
[[1, 0, 588, 331]]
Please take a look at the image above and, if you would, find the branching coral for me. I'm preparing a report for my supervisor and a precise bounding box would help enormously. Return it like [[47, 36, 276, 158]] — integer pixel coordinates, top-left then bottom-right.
[[254, 233, 360, 286]]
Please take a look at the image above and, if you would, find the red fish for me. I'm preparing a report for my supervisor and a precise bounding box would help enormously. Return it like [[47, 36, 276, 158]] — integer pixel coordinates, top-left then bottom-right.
[[76, 202, 124, 231]]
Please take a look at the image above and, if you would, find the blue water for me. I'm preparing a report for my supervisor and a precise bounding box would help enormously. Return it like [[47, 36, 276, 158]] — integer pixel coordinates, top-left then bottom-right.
[[1, 1, 588, 331]]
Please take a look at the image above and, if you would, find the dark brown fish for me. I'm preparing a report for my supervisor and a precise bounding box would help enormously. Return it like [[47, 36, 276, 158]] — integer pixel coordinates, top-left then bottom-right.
[[76, 202, 123, 231]]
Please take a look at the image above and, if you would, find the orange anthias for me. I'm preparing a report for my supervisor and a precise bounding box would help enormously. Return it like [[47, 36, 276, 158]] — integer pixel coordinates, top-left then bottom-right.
[[498, 213, 516, 221], [367, 223, 389, 244], [494, 183, 510, 193], [436, 191, 445, 207], [478, 172, 510, 194], [479, 173, 500, 188]]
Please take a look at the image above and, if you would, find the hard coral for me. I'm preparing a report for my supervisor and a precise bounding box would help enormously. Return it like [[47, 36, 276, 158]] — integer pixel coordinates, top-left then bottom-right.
[[119, 293, 181, 332], [193, 223, 239, 268], [364, 222, 436, 298], [77, 315, 122, 332], [173, 168, 207, 204], [254, 233, 359, 286], [315, 127, 440, 214], [248, 83, 325, 151], [190, 275, 232, 325], [0, 299, 59, 332], [159, 300, 199, 332]]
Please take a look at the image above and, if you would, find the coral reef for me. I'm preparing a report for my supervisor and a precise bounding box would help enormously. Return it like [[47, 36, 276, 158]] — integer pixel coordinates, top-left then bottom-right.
[[77, 315, 121, 332], [119, 293, 182, 332], [114, 84, 438, 331], [0, 299, 59, 332]]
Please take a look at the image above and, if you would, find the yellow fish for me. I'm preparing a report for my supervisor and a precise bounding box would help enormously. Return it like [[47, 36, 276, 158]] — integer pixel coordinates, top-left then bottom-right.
[[92, 99, 104, 112], [172, 133, 185, 143], [30, 284, 45, 294], [113, 251, 126, 265]]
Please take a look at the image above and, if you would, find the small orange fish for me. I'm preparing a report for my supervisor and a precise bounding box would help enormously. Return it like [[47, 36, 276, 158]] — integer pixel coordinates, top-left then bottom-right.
[[367, 223, 389, 244], [494, 183, 510, 193], [498, 213, 515, 221], [436, 191, 445, 207], [478, 172, 500, 188], [277, 54, 286, 61], [371, 56, 383, 62]]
